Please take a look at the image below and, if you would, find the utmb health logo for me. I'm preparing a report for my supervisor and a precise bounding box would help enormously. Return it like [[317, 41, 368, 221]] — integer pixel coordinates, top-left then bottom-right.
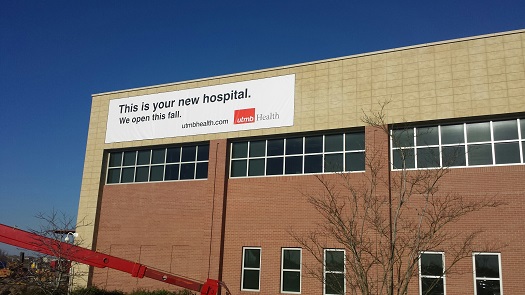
[[233, 108, 279, 124]]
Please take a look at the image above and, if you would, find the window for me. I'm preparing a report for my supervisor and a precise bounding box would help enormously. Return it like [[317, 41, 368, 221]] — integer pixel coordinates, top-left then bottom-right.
[[281, 248, 301, 294], [106, 143, 209, 184], [231, 131, 365, 177], [473, 253, 502, 295], [392, 118, 525, 169], [419, 252, 445, 295], [324, 249, 345, 295], [242, 247, 261, 291]]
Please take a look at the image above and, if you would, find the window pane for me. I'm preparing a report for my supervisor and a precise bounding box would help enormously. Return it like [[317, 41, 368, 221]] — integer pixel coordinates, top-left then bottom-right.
[[521, 119, 525, 137], [166, 147, 180, 163], [417, 126, 439, 146], [346, 152, 365, 171], [267, 157, 284, 175], [475, 254, 500, 278], [493, 119, 518, 141], [121, 167, 135, 183], [392, 129, 414, 148], [197, 145, 209, 161], [495, 142, 520, 164], [109, 152, 122, 167], [325, 134, 343, 152], [305, 136, 323, 153], [232, 142, 248, 158], [123, 151, 136, 166], [325, 153, 343, 172], [393, 148, 415, 169], [181, 146, 196, 162], [417, 147, 440, 168], [285, 156, 303, 174], [283, 250, 301, 270], [442, 146, 466, 167], [268, 139, 284, 156], [242, 270, 259, 290], [467, 122, 491, 143], [475, 280, 501, 294], [248, 159, 265, 176], [286, 137, 303, 155], [468, 144, 493, 166], [107, 168, 121, 183], [304, 155, 322, 173], [325, 251, 344, 272], [152, 149, 166, 164], [420, 253, 443, 276], [165, 164, 179, 180], [135, 166, 149, 182], [441, 124, 465, 144], [346, 132, 365, 150], [150, 165, 164, 181], [230, 160, 247, 177], [325, 273, 344, 295], [421, 278, 444, 295], [282, 271, 300, 293], [137, 150, 151, 165], [196, 162, 208, 179], [244, 249, 260, 268], [180, 163, 195, 179], [249, 140, 266, 157]]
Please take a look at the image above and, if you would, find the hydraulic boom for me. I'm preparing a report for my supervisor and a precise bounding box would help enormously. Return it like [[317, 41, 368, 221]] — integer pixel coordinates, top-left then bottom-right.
[[0, 223, 229, 295]]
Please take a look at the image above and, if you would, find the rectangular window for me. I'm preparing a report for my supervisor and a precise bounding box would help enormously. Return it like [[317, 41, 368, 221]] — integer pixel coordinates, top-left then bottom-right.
[[242, 247, 261, 292], [231, 131, 365, 178], [473, 253, 502, 295], [392, 118, 525, 170], [419, 252, 445, 295], [281, 248, 301, 294], [324, 249, 345, 295], [106, 143, 209, 184]]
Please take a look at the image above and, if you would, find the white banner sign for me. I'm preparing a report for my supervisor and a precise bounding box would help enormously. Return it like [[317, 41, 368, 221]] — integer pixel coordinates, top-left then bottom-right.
[[105, 74, 295, 143]]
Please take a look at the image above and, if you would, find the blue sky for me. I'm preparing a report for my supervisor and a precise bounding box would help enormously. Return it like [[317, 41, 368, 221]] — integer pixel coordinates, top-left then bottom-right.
[[1, 1, 524, 253]]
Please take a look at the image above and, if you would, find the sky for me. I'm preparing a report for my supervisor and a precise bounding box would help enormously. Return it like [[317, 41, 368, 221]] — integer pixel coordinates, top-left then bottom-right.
[[1, 0, 524, 253]]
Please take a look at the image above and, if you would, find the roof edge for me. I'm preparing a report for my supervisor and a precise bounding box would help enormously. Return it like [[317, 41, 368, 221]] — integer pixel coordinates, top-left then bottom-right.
[[93, 29, 525, 97]]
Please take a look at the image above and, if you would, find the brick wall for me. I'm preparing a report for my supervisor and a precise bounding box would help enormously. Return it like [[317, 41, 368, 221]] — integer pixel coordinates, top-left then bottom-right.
[[93, 125, 524, 294]]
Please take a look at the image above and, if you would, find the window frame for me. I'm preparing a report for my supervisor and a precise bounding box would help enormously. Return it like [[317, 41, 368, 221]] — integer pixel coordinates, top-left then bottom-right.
[[106, 143, 209, 184], [472, 252, 503, 295], [419, 251, 446, 295], [391, 118, 525, 170], [323, 249, 346, 295], [230, 131, 365, 178], [241, 247, 262, 292], [281, 248, 302, 294]]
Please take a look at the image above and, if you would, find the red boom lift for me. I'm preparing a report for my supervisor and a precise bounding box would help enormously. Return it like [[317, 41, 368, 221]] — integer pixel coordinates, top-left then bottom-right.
[[0, 223, 230, 295]]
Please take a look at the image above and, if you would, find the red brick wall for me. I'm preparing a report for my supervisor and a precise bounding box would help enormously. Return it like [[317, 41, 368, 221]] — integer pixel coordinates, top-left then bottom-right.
[[92, 128, 525, 294], [92, 139, 227, 292]]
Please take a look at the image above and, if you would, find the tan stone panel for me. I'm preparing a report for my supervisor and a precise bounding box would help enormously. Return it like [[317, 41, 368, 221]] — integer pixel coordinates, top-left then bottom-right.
[[506, 63, 525, 73], [491, 105, 511, 114], [452, 54, 469, 64], [508, 87, 525, 97], [386, 64, 403, 74]]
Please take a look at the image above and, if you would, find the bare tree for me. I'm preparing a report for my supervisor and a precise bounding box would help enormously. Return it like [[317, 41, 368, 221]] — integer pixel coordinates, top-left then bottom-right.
[[0, 210, 88, 295], [292, 102, 505, 295]]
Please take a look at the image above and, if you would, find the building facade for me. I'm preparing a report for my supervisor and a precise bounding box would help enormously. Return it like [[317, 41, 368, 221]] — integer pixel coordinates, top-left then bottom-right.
[[76, 30, 525, 294]]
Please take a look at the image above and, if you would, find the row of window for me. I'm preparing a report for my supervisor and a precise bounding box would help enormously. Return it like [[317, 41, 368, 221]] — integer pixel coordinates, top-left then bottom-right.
[[420, 252, 503, 295], [105, 117, 524, 184], [241, 248, 502, 295], [231, 132, 365, 177], [393, 118, 525, 169], [106, 144, 209, 184]]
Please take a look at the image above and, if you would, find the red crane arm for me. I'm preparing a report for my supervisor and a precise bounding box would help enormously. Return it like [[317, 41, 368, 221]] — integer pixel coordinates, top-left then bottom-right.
[[0, 224, 227, 295]]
